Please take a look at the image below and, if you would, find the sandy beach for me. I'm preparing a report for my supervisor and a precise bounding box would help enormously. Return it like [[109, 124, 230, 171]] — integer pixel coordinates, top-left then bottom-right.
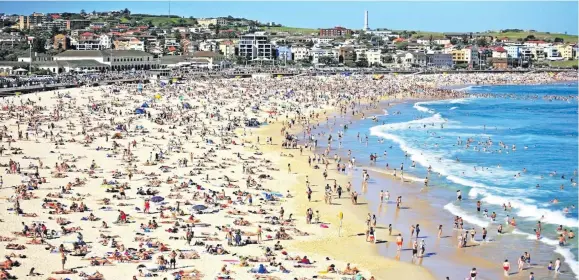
[[0, 72, 575, 280]]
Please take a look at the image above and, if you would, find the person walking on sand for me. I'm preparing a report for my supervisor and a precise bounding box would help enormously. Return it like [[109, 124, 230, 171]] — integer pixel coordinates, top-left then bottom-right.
[[503, 259, 510, 277], [396, 234, 403, 251], [60, 244, 67, 271], [144, 199, 150, 214], [257, 225, 263, 243], [169, 250, 177, 269]]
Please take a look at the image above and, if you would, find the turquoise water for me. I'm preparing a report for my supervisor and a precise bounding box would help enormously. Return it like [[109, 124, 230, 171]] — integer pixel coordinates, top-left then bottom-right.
[[315, 82, 579, 276]]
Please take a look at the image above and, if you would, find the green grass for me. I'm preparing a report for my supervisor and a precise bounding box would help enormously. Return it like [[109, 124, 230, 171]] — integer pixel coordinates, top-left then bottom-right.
[[485, 32, 577, 43], [548, 60, 578, 68], [262, 26, 319, 35], [391, 30, 577, 43], [118, 16, 197, 26]]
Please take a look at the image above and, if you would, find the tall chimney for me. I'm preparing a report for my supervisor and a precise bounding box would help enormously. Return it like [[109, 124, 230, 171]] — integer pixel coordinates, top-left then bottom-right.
[[364, 10, 369, 31]]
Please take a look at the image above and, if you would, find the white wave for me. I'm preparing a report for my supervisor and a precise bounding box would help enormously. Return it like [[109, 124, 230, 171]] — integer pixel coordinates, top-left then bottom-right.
[[443, 203, 490, 228], [377, 113, 447, 131], [469, 188, 578, 229], [512, 229, 579, 278], [413, 102, 435, 114], [449, 98, 471, 104], [371, 118, 577, 229], [455, 86, 474, 92], [449, 107, 458, 110]]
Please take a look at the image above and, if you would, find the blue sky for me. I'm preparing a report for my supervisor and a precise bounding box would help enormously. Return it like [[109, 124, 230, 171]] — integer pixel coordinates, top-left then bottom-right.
[[1, 1, 577, 34]]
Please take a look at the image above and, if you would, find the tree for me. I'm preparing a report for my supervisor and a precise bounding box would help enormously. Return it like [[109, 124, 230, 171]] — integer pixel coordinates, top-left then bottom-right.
[[382, 55, 394, 64], [215, 24, 220, 35], [123, 8, 131, 15], [32, 38, 46, 53], [356, 58, 369, 68], [476, 38, 488, 47], [319, 56, 333, 65], [554, 37, 564, 43], [450, 38, 458, 45], [80, 9, 86, 15], [396, 42, 408, 50], [461, 35, 469, 44], [50, 26, 60, 37], [524, 34, 536, 41], [174, 32, 182, 43]]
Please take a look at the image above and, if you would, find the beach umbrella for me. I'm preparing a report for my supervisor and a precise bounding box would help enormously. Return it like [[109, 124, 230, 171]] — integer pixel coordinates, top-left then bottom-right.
[[192, 205, 207, 211], [154, 94, 161, 100], [151, 196, 164, 203]]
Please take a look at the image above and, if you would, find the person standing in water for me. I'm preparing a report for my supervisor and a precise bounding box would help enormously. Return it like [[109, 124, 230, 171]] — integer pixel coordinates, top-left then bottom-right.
[[503, 259, 510, 277]]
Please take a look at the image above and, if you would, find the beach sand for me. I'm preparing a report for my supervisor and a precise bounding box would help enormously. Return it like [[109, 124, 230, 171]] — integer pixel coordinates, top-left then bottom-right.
[[0, 72, 574, 280]]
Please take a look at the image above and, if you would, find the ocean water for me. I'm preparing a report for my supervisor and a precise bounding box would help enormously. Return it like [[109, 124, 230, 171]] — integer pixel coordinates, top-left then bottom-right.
[[312, 82, 578, 277]]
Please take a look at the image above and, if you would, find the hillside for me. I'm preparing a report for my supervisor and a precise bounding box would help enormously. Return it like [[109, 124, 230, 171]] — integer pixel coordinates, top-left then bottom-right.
[[399, 30, 577, 43]]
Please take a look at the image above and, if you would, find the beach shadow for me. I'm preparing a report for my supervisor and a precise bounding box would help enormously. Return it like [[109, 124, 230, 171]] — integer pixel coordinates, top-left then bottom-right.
[[375, 240, 387, 244], [355, 203, 368, 205], [422, 253, 437, 258]]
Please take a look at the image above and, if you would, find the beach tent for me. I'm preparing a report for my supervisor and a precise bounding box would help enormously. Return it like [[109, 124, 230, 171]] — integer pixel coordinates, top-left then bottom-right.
[[135, 108, 146, 114], [151, 196, 164, 203], [372, 74, 384, 80], [154, 94, 162, 100], [342, 72, 351, 77], [183, 102, 192, 109], [141, 102, 149, 108]]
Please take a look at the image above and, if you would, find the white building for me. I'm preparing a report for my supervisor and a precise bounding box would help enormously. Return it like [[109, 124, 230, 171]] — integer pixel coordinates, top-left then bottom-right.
[[366, 49, 382, 66], [199, 41, 219, 52], [238, 34, 274, 60], [291, 46, 310, 61], [354, 47, 368, 62], [99, 34, 112, 49], [310, 47, 338, 63], [313, 38, 334, 44]]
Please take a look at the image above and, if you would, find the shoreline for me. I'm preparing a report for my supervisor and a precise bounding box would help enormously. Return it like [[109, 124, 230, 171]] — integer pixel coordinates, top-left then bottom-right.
[[249, 99, 437, 279], [303, 86, 578, 279]]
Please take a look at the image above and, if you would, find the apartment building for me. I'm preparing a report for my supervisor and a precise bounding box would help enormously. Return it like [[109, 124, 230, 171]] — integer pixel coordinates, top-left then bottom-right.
[[67, 19, 91, 30], [451, 48, 477, 64], [238, 34, 274, 60], [319, 26, 352, 38], [291, 46, 310, 61], [310, 47, 337, 64], [219, 40, 236, 57], [18, 13, 47, 30], [426, 53, 453, 68], [556, 44, 574, 59], [366, 49, 382, 66]]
